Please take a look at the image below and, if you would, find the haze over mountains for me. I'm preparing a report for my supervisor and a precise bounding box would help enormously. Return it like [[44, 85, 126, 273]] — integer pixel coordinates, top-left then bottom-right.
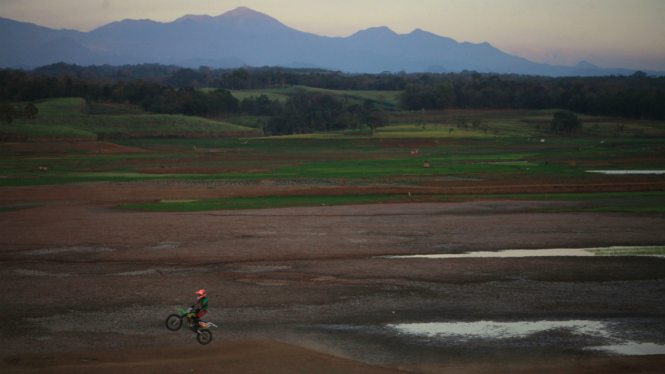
[[0, 6, 660, 77]]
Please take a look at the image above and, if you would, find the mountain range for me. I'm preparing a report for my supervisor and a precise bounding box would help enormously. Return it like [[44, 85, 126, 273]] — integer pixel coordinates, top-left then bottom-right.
[[0, 6, 661, 77]]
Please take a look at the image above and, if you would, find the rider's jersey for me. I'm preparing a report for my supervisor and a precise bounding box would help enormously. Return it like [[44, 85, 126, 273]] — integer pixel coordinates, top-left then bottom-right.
[[199, 297, 209, 311]]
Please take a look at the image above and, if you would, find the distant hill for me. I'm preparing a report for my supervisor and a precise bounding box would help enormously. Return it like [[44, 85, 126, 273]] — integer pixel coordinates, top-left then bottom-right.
[[1, 7, 662, 77]]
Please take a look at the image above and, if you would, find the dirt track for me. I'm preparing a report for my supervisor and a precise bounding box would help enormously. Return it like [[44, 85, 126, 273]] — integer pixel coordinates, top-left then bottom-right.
[[1, 181, 665, 373], [2, 340, 664, 374]]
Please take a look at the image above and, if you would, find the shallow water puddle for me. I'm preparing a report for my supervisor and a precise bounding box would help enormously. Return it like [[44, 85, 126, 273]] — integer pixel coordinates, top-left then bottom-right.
[[594, 343, 665, 355], [381, 246, 665, 259], [389, 320, 606, 340], [587, 170, 665, 174], [388, 320, 665, 355]]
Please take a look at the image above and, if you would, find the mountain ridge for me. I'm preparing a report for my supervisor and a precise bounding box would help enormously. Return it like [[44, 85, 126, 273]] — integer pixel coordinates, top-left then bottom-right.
[[0, 7, 661, 76]]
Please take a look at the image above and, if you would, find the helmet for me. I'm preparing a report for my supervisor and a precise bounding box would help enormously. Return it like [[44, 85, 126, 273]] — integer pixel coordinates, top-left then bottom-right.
[[196, 289, 206, 299]]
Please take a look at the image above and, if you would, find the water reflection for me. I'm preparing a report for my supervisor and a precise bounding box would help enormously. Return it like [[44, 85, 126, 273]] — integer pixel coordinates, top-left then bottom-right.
[[587, 170, 665, 174], [388, 320, 607, 340], [388, 320, 665, 356], [381, 247, 665, 259]]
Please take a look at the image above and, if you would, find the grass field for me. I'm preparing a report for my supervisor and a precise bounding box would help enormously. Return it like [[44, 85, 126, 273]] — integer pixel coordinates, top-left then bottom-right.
[[2, 132, 663, 187], [386, 109, 665, 138], [120, 194, 409, 211], [221, 86, 401, 108], [0, 98, 261, 141], [118, 191, 665, 212], [1, 101, 664, 206]]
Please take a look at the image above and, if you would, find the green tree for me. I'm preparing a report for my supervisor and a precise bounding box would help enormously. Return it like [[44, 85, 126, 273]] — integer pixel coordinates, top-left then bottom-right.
[[551, 110, 582, 136], [434, 83, 456, 108], [367, 110, 388, 136], [456, 116, 468, 129], [0, 103, 18, 126], [22, 102, 39, 119]]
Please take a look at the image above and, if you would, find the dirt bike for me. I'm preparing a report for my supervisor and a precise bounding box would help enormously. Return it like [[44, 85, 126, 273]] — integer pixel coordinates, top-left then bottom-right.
[[165, 307, 218, 345]]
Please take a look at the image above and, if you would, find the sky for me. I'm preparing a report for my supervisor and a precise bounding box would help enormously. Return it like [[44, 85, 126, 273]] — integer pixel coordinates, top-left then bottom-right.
[[1, 0, 665, 70]]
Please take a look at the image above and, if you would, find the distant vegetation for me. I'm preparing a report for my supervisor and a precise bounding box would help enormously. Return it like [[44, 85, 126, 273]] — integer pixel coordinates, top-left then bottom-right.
[[1, 63, 665, 138], [0, 98, 260, 141], [0, 102, 38, 126], [550, 111, 582, 136]]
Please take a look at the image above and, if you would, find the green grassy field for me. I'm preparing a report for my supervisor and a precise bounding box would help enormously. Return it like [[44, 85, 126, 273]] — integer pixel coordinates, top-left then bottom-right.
[[0, 207, 22, 213], [2, 132, 663, 187], [118, 191, 665, 212], [386, 109, 665, 138], [121, 195, 409, 211], [0, 98, 261, 141], [222, 86, 401, 108], [2, 101, 664, 207]]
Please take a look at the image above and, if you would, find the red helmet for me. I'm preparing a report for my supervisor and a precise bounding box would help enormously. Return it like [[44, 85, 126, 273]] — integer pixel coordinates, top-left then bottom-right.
[[196, 289, 206, 299]]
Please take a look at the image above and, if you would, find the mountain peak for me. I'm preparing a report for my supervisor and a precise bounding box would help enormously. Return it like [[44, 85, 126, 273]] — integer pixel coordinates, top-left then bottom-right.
[[575, 60, 599, 69], [224, 6, 260, 17], [350, 26, 397, 38], [174, 14, 214, 23], [173, 6, 285, 30]]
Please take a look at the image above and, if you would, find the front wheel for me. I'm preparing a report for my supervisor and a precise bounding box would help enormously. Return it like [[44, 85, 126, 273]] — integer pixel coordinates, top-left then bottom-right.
[[197, 329, 212, 345], [165, 314, 183, 331]]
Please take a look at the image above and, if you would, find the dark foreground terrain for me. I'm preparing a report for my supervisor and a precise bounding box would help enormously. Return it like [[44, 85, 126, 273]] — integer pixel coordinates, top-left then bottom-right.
[[1, 179, 665, 373]]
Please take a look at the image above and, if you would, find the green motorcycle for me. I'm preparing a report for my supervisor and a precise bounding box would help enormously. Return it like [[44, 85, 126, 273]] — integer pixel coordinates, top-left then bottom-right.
[[165, 307, 217, 345]]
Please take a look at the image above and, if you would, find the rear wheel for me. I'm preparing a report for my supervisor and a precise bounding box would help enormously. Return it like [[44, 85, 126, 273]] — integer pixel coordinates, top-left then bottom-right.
[[165, 314, 183, 331], [197, 329, 212, 345]]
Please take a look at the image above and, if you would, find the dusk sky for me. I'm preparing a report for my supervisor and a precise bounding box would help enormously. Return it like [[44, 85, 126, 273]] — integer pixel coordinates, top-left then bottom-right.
[[1, 0, 664, 70]]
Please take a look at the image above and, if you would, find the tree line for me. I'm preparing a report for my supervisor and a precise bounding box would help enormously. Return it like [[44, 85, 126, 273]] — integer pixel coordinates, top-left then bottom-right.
[[27, 63, 407, 91], [0, 102, 38, 126], [265, 89, 387, 135], [0, 69, 386, 135], [1, 64, 665, 132], [397, 72, 665, 120]]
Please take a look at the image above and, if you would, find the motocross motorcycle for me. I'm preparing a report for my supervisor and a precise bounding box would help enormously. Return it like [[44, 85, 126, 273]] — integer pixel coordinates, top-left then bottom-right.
[[165, 307, 217, 345]]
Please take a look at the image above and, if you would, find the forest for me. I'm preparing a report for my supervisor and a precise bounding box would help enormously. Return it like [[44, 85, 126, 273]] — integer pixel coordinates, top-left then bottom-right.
[[1, 63, 664, 135]]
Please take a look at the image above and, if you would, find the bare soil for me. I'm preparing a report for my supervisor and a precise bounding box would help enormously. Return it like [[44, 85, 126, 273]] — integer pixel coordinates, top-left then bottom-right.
[[1, 180, 665, 373], [0, 178, 663, 206], [0, 142, 147, 156], [2, 341, 663, 374]]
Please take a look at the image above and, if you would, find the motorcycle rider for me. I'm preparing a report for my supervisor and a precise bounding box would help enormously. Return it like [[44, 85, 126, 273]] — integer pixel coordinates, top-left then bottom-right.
[[189, 289, 209, 331]]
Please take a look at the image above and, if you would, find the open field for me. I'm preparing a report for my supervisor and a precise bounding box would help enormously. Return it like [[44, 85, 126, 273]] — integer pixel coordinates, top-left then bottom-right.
[[0, 98, 261, 141], [1, 105, 665, 373], [386, 109, 665, 138], [225, 86, 402, 108], [1, 129, 663, 187]]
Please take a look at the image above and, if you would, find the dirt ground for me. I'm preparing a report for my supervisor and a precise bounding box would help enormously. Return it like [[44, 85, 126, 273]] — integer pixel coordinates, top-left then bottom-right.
[[2, 340, 664, 374], [1, 177, 664, 206], [0, 142, 147, 155], [1, 181, 665, 373]]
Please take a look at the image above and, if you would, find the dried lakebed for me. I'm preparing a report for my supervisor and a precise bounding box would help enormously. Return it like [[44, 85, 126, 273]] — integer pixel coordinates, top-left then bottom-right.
[[3, 201, 665, 370]]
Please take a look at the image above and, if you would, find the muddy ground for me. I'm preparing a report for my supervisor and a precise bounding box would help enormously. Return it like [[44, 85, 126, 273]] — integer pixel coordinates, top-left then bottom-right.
[[1, 181, 665, 373]]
